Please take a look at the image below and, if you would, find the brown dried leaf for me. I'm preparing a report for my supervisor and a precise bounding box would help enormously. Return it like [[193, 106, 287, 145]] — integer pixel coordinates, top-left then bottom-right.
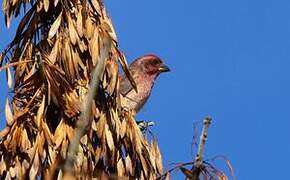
[[0, 157, 6, 174], [117, 158, 125, 177], [35, 95, 45, 128], [85, 17, 94, 39], [80, 40, 88, 53], [180, 167, 193, 179], [76, 9, 83, 37], [43, 120, 54, 146], [49, 39, 59, 64], [218, 174, 228, 180], [5, 98, 14, 126], [53, 119, 65, 148], [43, 0, 49, 12], [12, 0, 17, 6], [101, 19, 117, 42], [54, 0, 60, 6], [48, 11, 63, 39], [29, 152, 40, 179], [6, 67, 12, 89], [120, 120, 127, 138], [61, 138, 68, 158], [66, 123, 75, 143], [94, 146, 102, 164], [96, 113, 105, 138], [0, 126, 10, 138], [15, 158, 22, 179], [125, 155, 133, 175], [90, 29, 100, 66], [9, 166, 16, 178], [4, 10, 12, 28], [37, 1, 43, 12], [67, 15, 79, 45], [153, 139, 163, 173], [105, 124, 114, 151], [20, 129, 31, 151], [140, 155, 148, 177]]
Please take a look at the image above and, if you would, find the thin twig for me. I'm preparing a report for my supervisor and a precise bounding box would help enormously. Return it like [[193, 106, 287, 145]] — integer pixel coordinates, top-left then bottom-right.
[[157, 162, 195, 180], [192, 116, 212, 180], [63, 37, 111, 174], [0, 60, 36, 71]]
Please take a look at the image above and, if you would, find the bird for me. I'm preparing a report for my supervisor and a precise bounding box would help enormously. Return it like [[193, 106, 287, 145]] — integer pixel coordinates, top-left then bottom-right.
[[119, 54, 170, 113]]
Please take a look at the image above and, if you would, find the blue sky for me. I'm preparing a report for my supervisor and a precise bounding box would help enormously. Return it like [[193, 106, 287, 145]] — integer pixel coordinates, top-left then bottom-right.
[[1, 0, 290, 179]]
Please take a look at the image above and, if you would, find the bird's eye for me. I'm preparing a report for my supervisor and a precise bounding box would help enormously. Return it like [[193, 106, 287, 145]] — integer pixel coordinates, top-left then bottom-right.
[[151, 60, 160, 66]]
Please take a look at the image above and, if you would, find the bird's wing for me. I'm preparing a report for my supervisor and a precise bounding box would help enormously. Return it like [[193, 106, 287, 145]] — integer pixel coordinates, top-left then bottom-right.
[[119, 74, 135, 96]]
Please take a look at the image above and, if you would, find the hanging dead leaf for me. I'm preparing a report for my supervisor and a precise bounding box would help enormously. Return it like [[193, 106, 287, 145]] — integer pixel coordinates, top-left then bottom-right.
[[153, 139, 163, 174], [35, 95, 45, 128], [76, 9, 83, 37], [6, 67, 12, 89], [125, 155, 133, 175], [36, 0, 43, 11], [90, 30, 100, 66], [53, 119, 65, 148], [9, 166, 16, 178], [49, 39, 59, 64], [0, 126, 10, 138], [29, 152, 40, 179], [48, 11, 63, 39], [43, 0, 49, 12], [20, 129, 31, 151], [96, 113, 105, 138], [105, 124, 114, 151], [117, 158, 125, 177], [67, 15, 79, 45], [5, 98, 13, 126], [54, 0, 60, 7]]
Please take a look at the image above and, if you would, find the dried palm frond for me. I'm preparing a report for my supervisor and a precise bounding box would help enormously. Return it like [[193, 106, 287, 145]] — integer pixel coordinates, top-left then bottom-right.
[[0, 0, 162, 179]]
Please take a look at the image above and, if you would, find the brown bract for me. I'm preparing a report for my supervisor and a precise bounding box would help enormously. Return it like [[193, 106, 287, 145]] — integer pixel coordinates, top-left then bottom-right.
[[0, 0, 163, 179]]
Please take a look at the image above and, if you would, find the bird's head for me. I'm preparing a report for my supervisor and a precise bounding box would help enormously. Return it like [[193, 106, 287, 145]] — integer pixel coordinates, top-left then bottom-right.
[[131, 54, 170, 77]]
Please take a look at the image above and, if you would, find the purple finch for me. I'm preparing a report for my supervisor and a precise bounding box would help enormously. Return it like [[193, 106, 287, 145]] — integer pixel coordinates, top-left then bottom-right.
[[120, 54, 170, 113]]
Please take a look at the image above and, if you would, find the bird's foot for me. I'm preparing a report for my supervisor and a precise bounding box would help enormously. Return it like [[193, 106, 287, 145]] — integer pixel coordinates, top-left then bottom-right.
[[136, 120, 155, 133]]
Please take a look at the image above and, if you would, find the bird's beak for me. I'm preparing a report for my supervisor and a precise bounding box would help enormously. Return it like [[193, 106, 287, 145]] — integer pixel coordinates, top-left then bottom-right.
[[158, 63, 170, 73]]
